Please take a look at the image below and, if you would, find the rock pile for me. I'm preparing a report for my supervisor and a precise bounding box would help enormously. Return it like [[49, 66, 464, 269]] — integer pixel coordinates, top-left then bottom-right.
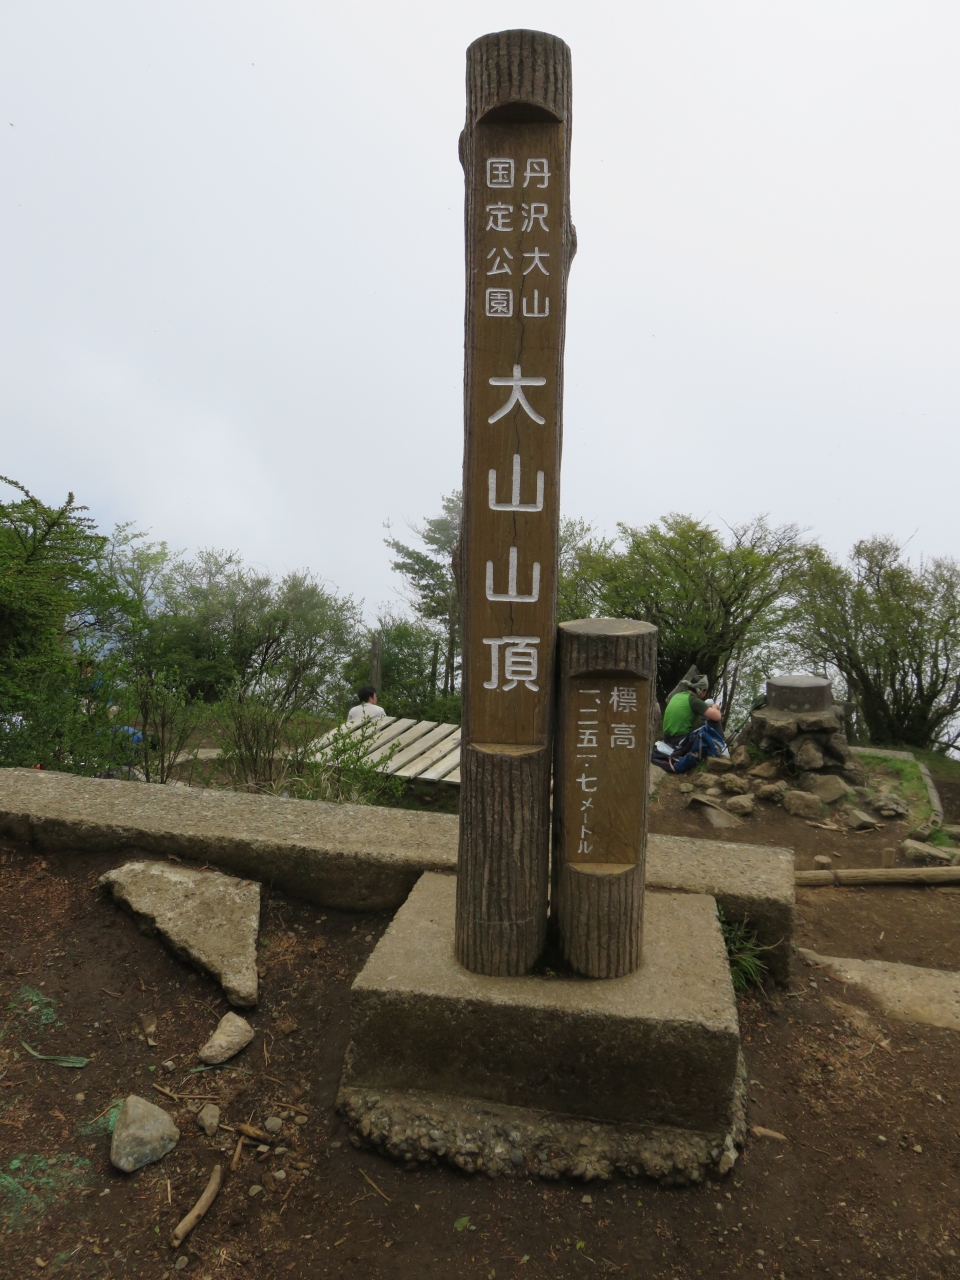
[[737, 676, 864, 787]]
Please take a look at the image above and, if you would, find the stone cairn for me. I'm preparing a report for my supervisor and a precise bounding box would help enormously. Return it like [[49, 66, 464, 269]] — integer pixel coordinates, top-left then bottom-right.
[[736, 675, 864, 788]]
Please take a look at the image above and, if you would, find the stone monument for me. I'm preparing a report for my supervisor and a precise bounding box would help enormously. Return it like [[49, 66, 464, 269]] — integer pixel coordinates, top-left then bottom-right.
[[337, 29, 746, 1186], [739, 673, 863, 785]]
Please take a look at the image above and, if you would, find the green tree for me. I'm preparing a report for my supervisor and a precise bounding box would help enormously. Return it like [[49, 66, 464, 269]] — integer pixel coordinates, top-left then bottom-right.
[[0, 476, 112, 695], [99, 527, 205, 782], [384, 492, 462, 704], [0, 477, 132, 773], [564, 514, 805, 716], [793, 537, 960, 749], [181, 553, 363, 787]]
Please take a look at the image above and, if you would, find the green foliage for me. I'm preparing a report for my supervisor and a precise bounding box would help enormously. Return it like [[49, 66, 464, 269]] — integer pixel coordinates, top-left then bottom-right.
[[0, 478, 134, 773], [278, 718, 404, 805], [559, 513, 805, 717], [384, 492, 461, 706], [717, 908, 770, 991], [792, 537, 960, 749]]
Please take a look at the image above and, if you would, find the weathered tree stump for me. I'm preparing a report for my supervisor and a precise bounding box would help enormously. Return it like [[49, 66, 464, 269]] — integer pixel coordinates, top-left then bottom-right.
[[553, 618, 657, 978], [456, 30, 575, 976]]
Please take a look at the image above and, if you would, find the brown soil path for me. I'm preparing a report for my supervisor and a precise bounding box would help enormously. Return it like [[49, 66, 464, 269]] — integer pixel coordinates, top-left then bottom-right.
[[2, 832, 959, 1279]]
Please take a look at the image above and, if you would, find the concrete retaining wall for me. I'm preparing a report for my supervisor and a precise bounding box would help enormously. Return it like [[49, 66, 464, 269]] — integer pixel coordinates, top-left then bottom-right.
[[0, 768, 458, 911], [0, 770, 795, 980]]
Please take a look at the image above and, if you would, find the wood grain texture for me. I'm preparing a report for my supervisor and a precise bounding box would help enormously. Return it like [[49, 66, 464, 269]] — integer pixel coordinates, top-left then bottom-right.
[[466, 29, 572, 130], [553, 618, 658, 978], [456, 30, 573, 975], [556, 862, 645, 979], [456, 743, 551, 975]]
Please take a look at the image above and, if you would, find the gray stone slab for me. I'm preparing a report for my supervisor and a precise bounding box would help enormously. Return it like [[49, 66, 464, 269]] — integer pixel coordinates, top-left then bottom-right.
[[800, 949, 960, 1032], [100, 861, 260, 1005], [342, 872, 740, 1133], [646, 834, 795, 984], [0, 767, 458, 911]]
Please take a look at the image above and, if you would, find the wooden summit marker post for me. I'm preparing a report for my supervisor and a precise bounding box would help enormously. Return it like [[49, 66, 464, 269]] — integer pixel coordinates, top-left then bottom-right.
[[554, 619, 658, 978], [456, 30, 574, 977]]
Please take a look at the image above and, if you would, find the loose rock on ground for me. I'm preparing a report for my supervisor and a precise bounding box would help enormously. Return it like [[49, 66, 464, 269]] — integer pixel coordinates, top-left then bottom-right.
[[110, 1094, 180, 1172], [199, 1012, 256, 1065]]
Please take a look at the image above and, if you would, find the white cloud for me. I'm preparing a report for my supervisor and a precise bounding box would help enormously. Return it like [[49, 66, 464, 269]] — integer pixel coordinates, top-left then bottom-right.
[[2, 1, 958, 616]]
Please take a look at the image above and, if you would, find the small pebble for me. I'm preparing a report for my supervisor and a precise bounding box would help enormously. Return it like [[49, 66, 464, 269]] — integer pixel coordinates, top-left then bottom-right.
[[264, 1117, 283, 1134], [294, 1115, 308, 1126], [581, 1194, 592, 1204], [248, 1185, 263, 1198], [876, 1135, 888, 1146], [161, 1060, 177, 1073], [175, 1257, 189, 1271], [365, 934, 373, 942], [273, 1169, 287, 1181], [256, 1144, 270, 1154], [74, 1093, 85, 1103], [274, 1147, 289, 1155], [329, 1140, 342, 1149], [913, 1144, 922, 1153]]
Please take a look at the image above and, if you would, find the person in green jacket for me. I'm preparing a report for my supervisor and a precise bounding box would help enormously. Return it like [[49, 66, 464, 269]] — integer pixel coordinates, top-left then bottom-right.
[[661, 676, 710, 747]]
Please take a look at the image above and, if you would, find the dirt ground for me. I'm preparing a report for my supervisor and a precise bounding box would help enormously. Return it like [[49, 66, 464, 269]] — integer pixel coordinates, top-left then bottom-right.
[[2, 769, 960, 1279]]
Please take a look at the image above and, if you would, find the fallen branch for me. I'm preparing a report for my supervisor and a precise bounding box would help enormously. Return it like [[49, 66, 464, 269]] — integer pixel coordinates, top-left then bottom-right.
[[170, 1164, 222, 1247], [796, 866, 960, 887], [230, 1135, 248, 1172], [750, 1125, 788, 1142], [358, 1168, 391, 1202], [152, 1084, 179, 1102], [234, 1122, 272, 1142]]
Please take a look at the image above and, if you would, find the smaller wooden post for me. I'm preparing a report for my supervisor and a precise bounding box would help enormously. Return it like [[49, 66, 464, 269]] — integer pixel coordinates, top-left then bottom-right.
[[369, 634, 382, 694], [553, 618, 657, 978]]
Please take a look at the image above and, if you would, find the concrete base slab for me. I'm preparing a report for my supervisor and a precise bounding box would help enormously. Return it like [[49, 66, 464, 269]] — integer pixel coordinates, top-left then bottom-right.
[[646, 835, 795, 984], [100, 861, 260, 1006], [338, 873, 744, 1183], [800, 949, 960, 1032]]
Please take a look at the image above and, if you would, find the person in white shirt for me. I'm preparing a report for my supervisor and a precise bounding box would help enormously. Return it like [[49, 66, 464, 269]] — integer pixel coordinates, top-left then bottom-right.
[[346, 686, 386, 724]]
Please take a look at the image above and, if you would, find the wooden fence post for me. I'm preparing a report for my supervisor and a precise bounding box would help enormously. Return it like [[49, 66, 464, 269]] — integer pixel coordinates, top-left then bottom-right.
[[455, 30, 575, 976], [553, 619, 658, 978]]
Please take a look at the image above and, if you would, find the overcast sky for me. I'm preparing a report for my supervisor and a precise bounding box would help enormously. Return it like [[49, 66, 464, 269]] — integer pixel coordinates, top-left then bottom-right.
[[2, 2, 958, 616]]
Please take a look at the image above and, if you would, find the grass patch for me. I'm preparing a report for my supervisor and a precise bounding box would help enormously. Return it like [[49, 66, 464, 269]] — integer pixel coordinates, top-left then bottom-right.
[[0, 1154, 91, 1232], [928, 829, 956, 851], [855, 754, 931, 827], [911, 747, 960, 786], [2, 986, 60, 1037], [717, 908, 771, 991]]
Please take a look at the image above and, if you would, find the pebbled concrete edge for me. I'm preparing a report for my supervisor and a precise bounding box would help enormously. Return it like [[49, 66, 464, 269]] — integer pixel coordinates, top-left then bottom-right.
[[337, 1051, 747, 1186]]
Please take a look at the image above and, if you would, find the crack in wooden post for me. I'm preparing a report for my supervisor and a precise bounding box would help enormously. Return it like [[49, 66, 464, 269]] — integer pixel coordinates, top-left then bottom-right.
[[456, 30, 574, 976]]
